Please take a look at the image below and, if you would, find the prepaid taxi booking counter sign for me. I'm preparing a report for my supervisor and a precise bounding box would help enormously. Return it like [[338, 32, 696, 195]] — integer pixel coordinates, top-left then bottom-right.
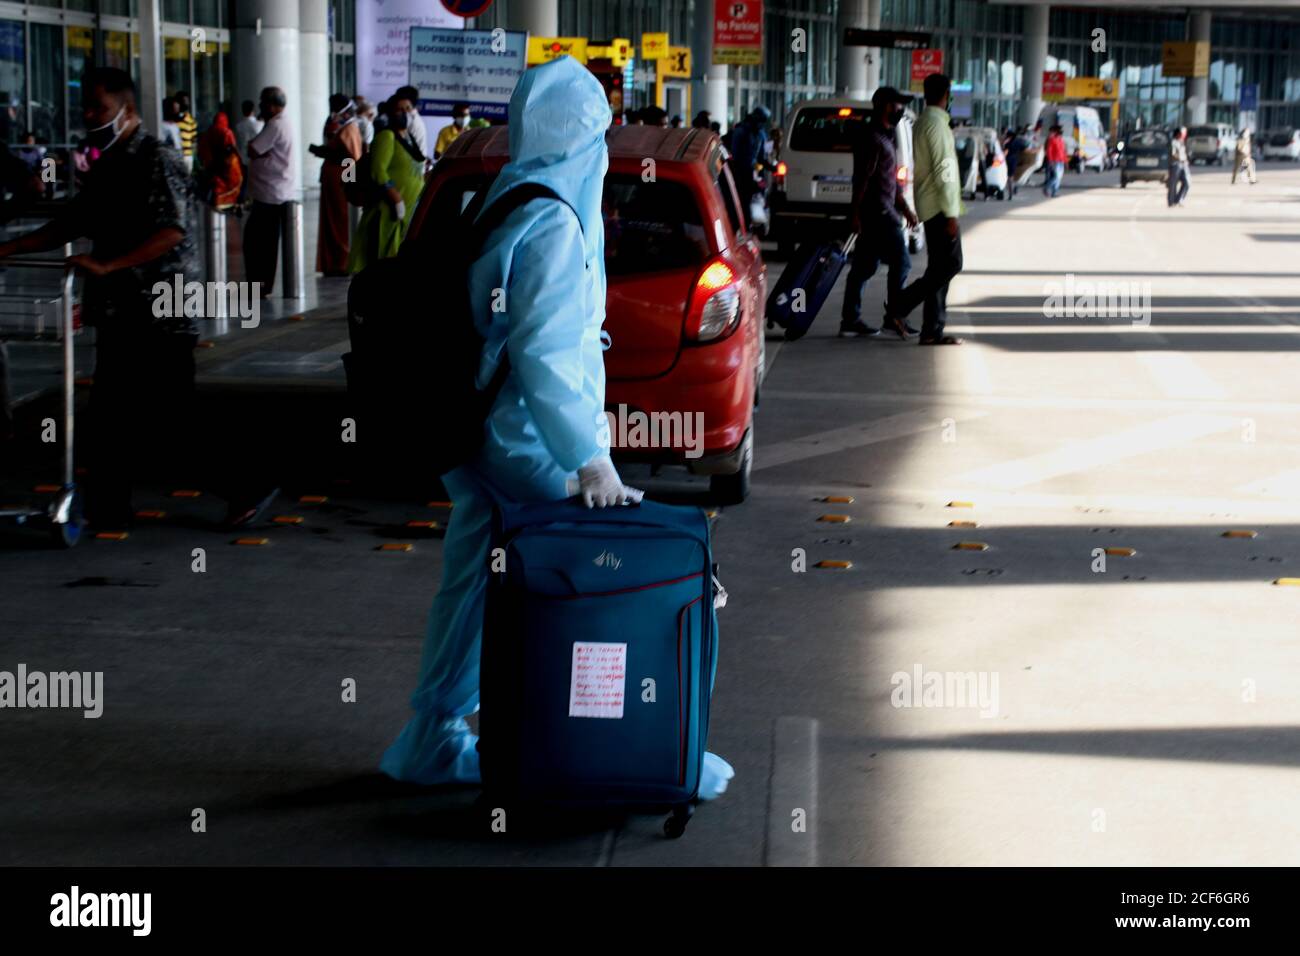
[[409, 26, 528, 121]]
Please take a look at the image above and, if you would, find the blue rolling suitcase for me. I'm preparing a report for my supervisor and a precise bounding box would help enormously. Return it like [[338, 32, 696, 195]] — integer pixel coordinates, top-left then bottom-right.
[[766, 233, 857, 341], [480, 497, 718, 837]]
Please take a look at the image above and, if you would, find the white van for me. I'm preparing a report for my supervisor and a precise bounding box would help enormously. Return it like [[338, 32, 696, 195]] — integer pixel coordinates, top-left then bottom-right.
[[1033, 103, 1108, 172], [1187, 123, 1238, 165], [770, 96, 924, 256]]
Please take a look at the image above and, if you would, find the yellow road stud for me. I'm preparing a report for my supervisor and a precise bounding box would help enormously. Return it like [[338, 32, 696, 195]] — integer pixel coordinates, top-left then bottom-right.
[[952, 541, 988, 551], [815, 559, 853, 569], [427, 500, 454, 508], [1104, 547, 1136, 557], [823, 495, 855, 504], [948, 520, 978, 528], [299, 495, 328, 504], [818, 514, 852, 523], [1223, 530, 1258, 539], [273, 515, 304, 525], [134, 510, 166, 519], [380, 543, 414, 552], [947, 501, 974, 508], [170, 489, 202, 498], [406, 520, 439, 528], [94, 531, 129, 541], [1274, 578, 1300, 586], [33, 484, 60, 493], [233, 537, 269, 546]]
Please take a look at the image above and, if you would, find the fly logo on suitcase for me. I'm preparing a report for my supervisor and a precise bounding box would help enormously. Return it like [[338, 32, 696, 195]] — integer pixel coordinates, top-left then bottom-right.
[[481, 498, 717, 824]]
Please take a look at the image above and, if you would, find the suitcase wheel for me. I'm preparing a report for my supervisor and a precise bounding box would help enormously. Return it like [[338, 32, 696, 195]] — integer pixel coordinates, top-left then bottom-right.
[[663, 804, 694, 839]]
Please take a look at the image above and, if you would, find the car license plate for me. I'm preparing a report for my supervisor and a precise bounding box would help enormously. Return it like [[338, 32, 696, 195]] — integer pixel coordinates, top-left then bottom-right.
[[1136, 157, 1158, 168], [818, 182, 852, 197]]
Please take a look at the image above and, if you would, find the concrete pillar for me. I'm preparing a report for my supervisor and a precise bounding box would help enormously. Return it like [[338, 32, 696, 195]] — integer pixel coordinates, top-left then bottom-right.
[[1185, 10, 1210, 126], [690, 0, 727, 130], [137, 0, 163, 138], [1020, 3, 1049, 127], [507, 0, 558, 38], [298, 0, 330, 195], [865, 0, 882, 96], [836, 0, 870, 100], [232, 0, 303, 198]]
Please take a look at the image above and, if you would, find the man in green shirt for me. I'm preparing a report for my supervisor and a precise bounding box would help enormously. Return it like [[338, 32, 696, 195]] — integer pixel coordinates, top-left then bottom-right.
[[886, 73, 964, 345]]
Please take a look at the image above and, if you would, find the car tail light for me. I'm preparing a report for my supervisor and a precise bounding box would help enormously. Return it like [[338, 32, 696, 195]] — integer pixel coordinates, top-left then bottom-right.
[[775, 160, 786, 177], [686, 258, 740, 342]]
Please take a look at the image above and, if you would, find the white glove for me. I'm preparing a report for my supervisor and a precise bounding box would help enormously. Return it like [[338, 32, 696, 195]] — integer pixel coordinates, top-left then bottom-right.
[[393, 200, 406, 223], [576, 456, 643, 509]]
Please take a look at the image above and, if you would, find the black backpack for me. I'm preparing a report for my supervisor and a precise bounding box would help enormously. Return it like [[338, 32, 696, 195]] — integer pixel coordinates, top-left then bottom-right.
[[343, 182, 572, 480]]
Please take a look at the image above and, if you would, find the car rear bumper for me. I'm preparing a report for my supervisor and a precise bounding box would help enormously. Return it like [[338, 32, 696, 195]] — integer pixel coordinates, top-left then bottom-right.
[[605, 341, 752, 469]]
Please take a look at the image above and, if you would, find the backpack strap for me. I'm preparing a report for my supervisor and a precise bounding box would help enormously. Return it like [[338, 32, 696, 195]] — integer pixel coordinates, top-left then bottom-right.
[[469, 182, 580, 407]]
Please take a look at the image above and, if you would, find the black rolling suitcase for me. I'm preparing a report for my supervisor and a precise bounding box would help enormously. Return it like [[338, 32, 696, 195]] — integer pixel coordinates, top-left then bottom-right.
[[765, 233, 857, 341]]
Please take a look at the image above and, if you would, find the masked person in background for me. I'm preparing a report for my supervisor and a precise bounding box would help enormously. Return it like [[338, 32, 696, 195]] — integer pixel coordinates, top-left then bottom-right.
[[310, 94, 363, 276], [347, 96, 424, 272], [379, 56, 734, 800], [0, 68, 273, 530], [434, 102, 471, 160], [394, 85, 429, 168]]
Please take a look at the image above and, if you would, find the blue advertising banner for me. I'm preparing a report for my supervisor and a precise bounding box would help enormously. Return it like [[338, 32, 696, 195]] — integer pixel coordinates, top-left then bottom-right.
[[408, 27, 527, 121], [1239, 83, 1258, 112]]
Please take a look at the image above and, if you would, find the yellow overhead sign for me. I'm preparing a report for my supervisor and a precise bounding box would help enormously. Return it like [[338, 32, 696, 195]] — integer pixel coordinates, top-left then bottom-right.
[[641, 32, 670, 60], [526, 36, 589, 65], [1162, 41, 1209, 78], [588, 38, 632, 67], [662, 45, 691, 78], [1064, 77, 1118, 100]]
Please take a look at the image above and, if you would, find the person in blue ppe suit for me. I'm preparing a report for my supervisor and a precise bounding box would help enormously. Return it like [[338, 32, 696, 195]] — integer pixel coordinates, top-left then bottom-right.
[[380, 56, 734, 801]]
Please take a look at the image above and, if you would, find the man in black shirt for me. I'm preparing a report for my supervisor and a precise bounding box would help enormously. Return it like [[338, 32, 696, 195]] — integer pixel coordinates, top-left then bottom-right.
[[0, 68, 274, 530], [841, 86, 919, 337]]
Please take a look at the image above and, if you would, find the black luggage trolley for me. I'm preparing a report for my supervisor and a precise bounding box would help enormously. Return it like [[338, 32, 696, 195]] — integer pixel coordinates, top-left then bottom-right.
[[0, 248, 82, 547]]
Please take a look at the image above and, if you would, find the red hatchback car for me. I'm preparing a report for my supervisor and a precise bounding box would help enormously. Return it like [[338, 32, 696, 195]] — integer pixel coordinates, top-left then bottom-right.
[[408, 124, 767, 503]]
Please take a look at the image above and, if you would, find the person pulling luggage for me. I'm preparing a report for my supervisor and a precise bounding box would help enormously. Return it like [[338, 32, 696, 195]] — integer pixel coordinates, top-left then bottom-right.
[[379, 56, 735, 799], [841, 86, 920, 338]]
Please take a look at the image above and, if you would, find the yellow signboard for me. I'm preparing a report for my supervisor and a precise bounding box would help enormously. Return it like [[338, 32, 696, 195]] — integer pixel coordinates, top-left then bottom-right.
[[526, 36, 589, 65], [1064, 77, 1118, 100], [641, 32, 670, 60], [662, 45, 691, 78], [1162, 41, 1209, 78], [588, 38, 632, 67]]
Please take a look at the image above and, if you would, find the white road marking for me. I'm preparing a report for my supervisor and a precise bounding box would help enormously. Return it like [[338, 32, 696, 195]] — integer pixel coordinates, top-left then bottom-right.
[[754, 408, 988, 471], [953, 414, 1241, 490], [765, 716, 819, 867]]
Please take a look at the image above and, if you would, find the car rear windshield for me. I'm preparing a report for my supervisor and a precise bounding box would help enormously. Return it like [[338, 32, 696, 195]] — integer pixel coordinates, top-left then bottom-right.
[[1129, 131, 1169, 148], [1269, 131, 1295, 146], [789, 106, 870, 152], [1189, 126, 1218, 138], [603, 176, 709, 276]]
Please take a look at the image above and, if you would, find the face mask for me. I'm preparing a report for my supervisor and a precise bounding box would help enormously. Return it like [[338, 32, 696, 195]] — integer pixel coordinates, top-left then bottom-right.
[[453, 115, 469, 129], [85, 105, 126, 152], [889, 107, 905, 125], [390, 111, 408, 132]]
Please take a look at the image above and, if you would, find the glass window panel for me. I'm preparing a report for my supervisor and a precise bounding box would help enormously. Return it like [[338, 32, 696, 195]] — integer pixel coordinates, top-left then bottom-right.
[[0, 20, 24, 145], [194, 0, 220, 27], [30, 22, 64, 144], [164, 35, 191, 102], [164, 1, 190, 23], [195, 35, 220, 125], [68, 26, 92, 141]]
